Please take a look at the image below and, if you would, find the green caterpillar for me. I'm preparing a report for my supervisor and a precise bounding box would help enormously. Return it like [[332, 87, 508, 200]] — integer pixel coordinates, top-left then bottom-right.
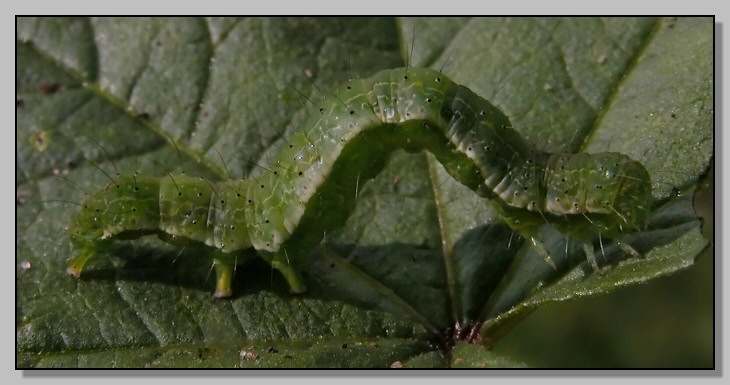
[[67, 67, 652, 297]]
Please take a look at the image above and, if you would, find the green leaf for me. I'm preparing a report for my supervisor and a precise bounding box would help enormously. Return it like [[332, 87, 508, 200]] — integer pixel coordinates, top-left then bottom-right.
[[17, 17, 712, 368], [449, 341, 528, 368]]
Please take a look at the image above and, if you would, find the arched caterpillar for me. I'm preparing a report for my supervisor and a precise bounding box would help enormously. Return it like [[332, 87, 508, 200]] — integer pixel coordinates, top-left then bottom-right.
[[66, 67, 652, 298]]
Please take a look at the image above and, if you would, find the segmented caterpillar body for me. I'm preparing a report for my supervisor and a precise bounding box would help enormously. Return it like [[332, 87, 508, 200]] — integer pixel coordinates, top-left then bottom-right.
[[67, 67, 652, 297]]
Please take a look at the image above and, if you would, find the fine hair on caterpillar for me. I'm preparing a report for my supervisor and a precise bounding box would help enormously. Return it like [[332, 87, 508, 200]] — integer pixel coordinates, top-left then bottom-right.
[[66, 66, 654, 298]]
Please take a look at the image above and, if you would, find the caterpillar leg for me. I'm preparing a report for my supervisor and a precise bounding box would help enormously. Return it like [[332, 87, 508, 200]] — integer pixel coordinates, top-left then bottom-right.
[[582, 243, 601, 273], [66, 248, 95, 278], [212, 252, 236, 298], [582, 239, 640, 275], [215, 249, 310, 297], [529, 237, 557, 270], [157, 233, 241, 298], [616, 240, 641, 258], [270, 252, 307, 294]]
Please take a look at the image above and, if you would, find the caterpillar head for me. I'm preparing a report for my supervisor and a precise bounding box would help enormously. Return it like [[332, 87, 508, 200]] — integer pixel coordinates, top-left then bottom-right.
[[579, 153, 653, 235], [608, 157, 653, 231], [545, 152, 652, 237]]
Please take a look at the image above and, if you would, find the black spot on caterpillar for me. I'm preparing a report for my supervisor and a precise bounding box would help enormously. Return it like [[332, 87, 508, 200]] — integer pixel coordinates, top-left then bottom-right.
[[66, 67, 652, 298]]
